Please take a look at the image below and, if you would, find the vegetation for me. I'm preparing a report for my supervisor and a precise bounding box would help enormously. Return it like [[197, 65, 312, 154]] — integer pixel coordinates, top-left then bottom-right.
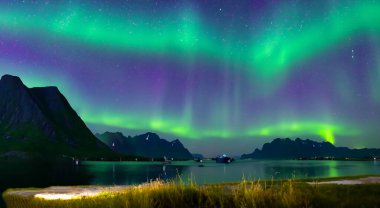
[[4, 178, 380, 208]]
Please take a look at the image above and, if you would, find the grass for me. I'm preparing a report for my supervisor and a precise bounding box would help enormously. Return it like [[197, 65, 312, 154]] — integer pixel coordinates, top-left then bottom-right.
[[3, 178, 380, 208]]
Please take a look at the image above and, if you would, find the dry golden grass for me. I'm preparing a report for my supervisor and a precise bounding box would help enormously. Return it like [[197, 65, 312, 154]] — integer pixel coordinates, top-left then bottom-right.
[[3, 178, 380, 208]]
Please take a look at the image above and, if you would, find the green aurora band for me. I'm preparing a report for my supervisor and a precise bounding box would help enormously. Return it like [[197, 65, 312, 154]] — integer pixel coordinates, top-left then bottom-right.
[[1, 1, 380, 79]]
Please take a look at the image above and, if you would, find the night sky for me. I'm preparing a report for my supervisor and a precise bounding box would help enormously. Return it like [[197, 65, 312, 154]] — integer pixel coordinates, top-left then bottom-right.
[[1, 0, 379, 156]]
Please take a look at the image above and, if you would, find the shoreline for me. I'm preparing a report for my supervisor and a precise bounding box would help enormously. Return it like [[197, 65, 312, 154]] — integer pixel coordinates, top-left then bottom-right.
[[307, 176, 380, 185], [2, 175, 380, 208], [4, 175, 380, 204]]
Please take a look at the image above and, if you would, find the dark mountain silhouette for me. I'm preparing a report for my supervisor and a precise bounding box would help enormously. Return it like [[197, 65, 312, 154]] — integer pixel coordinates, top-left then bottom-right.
[[241, 138, 380, 159], [0, 74, 117, 159], [96, 131, 193, 160]]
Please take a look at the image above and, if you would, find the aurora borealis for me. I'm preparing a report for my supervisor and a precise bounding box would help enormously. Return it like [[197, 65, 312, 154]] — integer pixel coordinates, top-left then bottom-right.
[[1, 0, 379, 155]]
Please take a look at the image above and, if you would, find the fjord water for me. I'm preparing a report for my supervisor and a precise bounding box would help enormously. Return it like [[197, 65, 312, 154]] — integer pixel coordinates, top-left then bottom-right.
[[82, 159, 380, 185], [2, 160, 380, 194]]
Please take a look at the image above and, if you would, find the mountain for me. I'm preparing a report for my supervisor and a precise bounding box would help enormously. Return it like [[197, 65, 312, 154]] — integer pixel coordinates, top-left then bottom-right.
[[241, 138, 380, 159], [0, 74, 117, 159], [96, 132, 193, 160]]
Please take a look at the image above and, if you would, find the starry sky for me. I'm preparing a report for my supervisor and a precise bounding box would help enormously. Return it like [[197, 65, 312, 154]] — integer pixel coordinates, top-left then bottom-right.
[[1, 0, 379, 156]]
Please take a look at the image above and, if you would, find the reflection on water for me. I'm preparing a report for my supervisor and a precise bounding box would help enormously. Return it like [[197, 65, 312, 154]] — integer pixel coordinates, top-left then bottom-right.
[[82, 160, 380, 185], [1, 159, 380, 206], [82, 161, 187, 185], [0, 159, 93, 207]]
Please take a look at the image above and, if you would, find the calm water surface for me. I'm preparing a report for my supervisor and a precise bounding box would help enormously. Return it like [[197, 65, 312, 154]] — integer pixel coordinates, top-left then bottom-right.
[[82, 159, 380, 185]]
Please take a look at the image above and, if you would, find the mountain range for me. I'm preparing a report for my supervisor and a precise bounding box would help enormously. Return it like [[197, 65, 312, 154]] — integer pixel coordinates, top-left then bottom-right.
[[241, 138, 380, 159], [96, 132, 193, 160], [3, 74, 380, 161], [0, 74, 194, 160]]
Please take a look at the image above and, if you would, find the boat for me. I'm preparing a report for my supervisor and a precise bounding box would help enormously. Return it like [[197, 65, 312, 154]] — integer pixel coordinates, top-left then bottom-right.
[[215, 154, 233, 163]]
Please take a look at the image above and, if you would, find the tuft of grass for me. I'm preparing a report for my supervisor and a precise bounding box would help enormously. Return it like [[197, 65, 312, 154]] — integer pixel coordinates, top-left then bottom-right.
[[3, 178, 380, 208]]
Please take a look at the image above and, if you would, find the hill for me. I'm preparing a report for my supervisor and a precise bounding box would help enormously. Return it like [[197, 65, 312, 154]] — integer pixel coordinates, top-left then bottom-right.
[[241, 138, 380, 159]]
